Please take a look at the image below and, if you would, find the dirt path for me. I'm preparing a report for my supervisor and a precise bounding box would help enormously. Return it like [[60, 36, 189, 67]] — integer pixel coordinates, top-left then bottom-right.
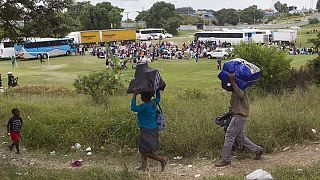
[[1, 139, 320, 179]]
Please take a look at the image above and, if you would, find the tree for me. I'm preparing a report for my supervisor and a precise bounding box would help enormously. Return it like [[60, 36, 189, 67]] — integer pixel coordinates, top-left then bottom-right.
[[0, 0, 74, 40], [135, 11, 148, 21], [274, 1, 289, 13], [317, 0, 320, 12], [240, 5, 264, 24], [79, 2, 123, 30], [136, 1, 181, 35], [216, 9, 239, 25]]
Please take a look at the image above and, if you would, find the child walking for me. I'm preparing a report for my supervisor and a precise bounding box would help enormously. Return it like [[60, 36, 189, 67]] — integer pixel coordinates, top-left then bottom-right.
[[131, 90, 167, 171], [7, 108, 23, 154]]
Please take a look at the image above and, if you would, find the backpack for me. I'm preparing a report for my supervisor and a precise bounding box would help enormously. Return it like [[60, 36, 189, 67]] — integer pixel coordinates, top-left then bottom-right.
[[156, 104, 165, 131]]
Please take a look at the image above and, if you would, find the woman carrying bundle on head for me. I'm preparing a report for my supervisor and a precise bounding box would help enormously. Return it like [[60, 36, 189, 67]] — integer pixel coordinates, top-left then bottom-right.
[[131, 89, 167, 172]]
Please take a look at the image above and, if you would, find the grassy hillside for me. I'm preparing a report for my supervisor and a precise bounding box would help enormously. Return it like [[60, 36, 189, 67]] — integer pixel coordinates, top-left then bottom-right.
[[0, 55, 319, 157]]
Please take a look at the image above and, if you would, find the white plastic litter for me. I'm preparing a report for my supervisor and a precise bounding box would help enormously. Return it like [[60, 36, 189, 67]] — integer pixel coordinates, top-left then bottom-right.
[[86, 152, 92, 156], [312, 129, 317, 134], [49, 151, 56, 155], [187, 164, 193, 168], [75, 143, 81, 149], [85, 147, 92, 152], [173, 156, 182, 160], [194, 174, 201, 178], [283, 146, 290, 151], [246, 169, 273, 180]]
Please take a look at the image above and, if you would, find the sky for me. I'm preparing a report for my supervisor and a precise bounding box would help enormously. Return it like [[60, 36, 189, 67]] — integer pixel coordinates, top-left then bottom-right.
[[80, 0, 317, 20]]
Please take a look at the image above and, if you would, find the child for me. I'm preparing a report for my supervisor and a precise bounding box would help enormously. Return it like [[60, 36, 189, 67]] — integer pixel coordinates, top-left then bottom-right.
[[7, 108, 23, 154], [131, 90, 167, 171]]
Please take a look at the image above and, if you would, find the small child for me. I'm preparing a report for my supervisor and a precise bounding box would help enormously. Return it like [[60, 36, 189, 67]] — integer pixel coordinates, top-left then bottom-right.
[[7, 108, 23, 154]]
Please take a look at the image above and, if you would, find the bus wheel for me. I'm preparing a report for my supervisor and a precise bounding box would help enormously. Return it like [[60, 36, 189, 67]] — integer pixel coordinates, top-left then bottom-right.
[[42, 54, 48, 59], [37, 54, 42, 59], [66, 51, 71, 55]]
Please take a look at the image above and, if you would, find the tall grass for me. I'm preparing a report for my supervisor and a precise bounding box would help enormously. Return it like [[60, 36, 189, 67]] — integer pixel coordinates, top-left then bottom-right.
[[1, 86, 319, 157]]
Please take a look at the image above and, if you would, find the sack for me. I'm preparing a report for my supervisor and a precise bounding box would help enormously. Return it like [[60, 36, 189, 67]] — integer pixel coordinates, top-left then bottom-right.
[[127, 63, 166, 93], [218, 58, 262, 90], [156, 104, 165, 131]]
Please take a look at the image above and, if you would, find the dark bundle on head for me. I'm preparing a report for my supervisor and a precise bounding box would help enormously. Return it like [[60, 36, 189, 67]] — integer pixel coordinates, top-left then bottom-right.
[[141, 91, 153, 101], [12, 108, 20, 115]]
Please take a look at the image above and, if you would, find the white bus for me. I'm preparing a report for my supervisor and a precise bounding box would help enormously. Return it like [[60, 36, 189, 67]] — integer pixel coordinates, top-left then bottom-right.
[[136, 28, 172, 41], [194, 30, 250, 45], [0, 41, 15, 59]]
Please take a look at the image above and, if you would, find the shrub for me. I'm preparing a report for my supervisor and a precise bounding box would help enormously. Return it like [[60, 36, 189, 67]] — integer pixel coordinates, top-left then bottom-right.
[[309, 18, 319, 24], [73, 70, 125, 104], [307, 57, 320, 84], [234, 42, 292, 94], [286, 66, 313, 91]]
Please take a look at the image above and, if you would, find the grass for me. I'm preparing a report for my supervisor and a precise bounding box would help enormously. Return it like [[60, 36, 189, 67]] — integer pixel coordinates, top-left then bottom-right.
[[0, 163, 138, 180], [290, 54, 317, 68], [0, 53, 319, 157]]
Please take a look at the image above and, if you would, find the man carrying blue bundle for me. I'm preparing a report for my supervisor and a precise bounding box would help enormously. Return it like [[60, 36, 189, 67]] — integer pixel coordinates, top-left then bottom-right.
[[215, 73, 263, 167]]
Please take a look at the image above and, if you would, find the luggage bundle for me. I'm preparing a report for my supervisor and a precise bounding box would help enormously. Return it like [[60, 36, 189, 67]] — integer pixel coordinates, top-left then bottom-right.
[[127, 63, 166, 93], [218, 58, 262, 90]]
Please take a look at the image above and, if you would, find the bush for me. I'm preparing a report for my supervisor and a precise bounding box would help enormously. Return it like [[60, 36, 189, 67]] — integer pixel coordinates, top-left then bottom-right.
[[73, 70, 125, 104], [234, 42, 292, 94], [308, 57, 320, 84], [287, 66, 313, 91], [309, 18, 319, 24]]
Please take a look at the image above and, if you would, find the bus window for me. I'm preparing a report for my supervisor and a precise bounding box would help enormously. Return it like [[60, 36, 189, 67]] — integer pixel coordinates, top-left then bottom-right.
[[3, 42, 14, 48]]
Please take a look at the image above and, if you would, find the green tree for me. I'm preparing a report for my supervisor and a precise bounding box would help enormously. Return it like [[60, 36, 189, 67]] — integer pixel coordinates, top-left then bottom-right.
[[240, 5, 264, 24], [136, 1, 181, 35], [0, 0, 74, 40], [216, 8, 238, 25], [274, 1, 288, 13], [79, 2, 123, 30]]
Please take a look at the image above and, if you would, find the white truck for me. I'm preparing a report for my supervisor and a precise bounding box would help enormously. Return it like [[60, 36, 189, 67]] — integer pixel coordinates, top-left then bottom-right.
[[271, 30, 297, 43]]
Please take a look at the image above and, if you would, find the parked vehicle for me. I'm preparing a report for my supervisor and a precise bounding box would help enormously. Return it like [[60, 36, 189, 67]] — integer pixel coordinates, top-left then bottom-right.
[[207, 48, 230, 59], [15, 38, 75, 59], [136, 28, 172, 40], [0, 40, 15, 59], [66, 29, 136, 44]]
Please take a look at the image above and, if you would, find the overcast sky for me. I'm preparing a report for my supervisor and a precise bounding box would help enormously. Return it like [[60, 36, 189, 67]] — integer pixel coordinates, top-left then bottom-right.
[[80, 0, 317, 19]]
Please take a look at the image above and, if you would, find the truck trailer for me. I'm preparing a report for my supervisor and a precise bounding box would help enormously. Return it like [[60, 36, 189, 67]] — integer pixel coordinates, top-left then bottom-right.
[[66, 29, 136, 44]]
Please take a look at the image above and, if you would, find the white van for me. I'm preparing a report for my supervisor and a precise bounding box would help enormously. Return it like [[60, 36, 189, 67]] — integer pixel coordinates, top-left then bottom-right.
[[0, 41, 15, 59]]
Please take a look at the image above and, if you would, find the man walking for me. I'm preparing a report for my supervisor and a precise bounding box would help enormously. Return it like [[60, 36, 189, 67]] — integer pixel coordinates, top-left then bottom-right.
[[215, 74, 263, 167]]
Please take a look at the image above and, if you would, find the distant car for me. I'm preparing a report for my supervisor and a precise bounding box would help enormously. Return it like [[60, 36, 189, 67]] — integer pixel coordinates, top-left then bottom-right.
[[290, 26, 301, 30], [207, 48, 230, 59], [164, 33, 173, 38]]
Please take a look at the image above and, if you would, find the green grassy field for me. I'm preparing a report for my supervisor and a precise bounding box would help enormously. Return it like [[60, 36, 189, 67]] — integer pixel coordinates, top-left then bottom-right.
[[0, 53, 315, 89]]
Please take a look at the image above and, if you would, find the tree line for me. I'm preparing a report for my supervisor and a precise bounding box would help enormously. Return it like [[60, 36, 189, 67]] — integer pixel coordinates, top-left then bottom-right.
[[1, 0, 320, 41]]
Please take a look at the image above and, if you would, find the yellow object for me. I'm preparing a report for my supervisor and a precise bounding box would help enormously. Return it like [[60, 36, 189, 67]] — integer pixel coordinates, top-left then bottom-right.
[[80, 31, 101, 44], [102, 29, 136, 42]]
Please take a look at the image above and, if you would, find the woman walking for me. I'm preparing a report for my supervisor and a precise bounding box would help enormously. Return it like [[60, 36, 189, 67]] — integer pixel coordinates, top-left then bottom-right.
[[131, 90, 167, 171]]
